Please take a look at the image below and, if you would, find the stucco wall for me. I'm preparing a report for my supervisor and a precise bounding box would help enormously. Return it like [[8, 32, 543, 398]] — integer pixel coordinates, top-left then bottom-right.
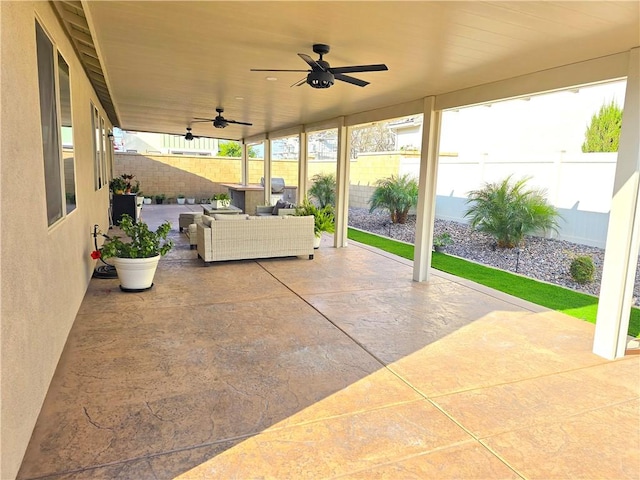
[[1, 3, 112, 478]]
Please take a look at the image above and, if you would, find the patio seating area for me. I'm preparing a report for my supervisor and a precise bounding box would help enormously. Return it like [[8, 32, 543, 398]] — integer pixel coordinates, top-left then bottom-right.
[[17, 205, 639, 479]]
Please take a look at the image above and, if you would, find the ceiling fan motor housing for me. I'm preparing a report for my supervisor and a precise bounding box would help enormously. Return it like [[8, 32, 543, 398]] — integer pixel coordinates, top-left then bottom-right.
[[308, 70, 334, 89]]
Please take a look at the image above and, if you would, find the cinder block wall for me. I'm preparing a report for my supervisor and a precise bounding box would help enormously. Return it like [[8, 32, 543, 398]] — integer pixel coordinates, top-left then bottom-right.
[[115, 153, 241, 202], [115, 152, 403, 207]]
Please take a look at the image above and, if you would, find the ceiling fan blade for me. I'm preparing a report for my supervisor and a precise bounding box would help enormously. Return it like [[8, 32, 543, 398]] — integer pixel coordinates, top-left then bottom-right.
[[334, 73, 369, 87], [250, 68, 310, 72], [330, 64, 388, 74], [291, 77, 308, 87], [192, 118, 215, 122], [298, 53, 324, 70], [226, 120, 253, 126]]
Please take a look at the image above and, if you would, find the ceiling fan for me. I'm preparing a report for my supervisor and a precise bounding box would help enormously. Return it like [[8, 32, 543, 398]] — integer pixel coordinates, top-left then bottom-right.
[[193, 107, 253, 129], [184, 127, 199, 141], [251, 44, 388, 89]]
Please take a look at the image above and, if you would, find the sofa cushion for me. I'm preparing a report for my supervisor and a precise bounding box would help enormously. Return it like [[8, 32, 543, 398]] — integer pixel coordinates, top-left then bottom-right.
[[272, 199, 295, 215], [213, 213, 250, 221]]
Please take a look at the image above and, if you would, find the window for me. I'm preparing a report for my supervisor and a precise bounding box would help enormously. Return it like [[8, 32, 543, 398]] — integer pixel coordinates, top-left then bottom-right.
[[58, 53, 76, 212], [36, 21, 63, 226], [92, 104, 102, 190]]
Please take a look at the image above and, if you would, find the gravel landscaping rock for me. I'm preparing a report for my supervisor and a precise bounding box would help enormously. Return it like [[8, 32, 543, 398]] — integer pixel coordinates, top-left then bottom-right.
[[348, 207, 640, 306]]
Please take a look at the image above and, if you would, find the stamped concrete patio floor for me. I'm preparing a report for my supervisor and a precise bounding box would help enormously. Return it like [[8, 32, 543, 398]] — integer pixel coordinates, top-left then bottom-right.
[[18, 205, 639, 479]]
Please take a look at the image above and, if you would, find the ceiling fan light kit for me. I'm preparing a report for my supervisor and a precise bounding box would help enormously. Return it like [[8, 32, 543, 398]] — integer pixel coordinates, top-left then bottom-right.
[[251, 43, 388, 89], [308, 70, 334, 89]]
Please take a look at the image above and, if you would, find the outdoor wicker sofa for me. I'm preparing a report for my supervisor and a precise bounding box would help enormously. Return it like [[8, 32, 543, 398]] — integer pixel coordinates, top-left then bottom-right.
[[195, 213, 315, 264]]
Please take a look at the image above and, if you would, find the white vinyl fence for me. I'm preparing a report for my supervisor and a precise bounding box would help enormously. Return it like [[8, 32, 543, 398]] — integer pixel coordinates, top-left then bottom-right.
[[349, 152, 617, 248]]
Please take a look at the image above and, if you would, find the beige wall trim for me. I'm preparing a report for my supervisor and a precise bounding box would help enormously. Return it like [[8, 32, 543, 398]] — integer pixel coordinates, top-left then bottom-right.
[[335, 118, 349, 248], [269, 125, 303, 140], [304, 118, 341, 134], [345, 99, 425, 127], [436, 52, 630, 111], [593, 47, 640, 359], [413, 96, 440, 282]]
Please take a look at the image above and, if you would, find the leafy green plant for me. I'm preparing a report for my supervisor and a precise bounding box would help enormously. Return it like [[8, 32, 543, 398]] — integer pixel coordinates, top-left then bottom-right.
[[308, 173, 336, 208], [581, 101, 622, 153], [211, 193, 230, 201], [218, 141, 257, 158], [94, 214, 173, 259], [295, 198, 335, 237], [154, 194, 166, 204], [570, 255, 595, 284], [177, 193, 185, 199], [464, 175, 560, 248], [433, 232, 453, 248], [109, 176, 128, 193], [368, 174, 418, 224]]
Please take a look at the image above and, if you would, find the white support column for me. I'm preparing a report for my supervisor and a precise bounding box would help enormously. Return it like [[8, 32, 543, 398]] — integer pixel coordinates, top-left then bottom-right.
[[413, 96, 441, 282], [335, 118, 350, 248], [263, 138, 271, 205], [298, 131, 308, 204], [593, 48, 640, 359], [241, 141, 248, 186]]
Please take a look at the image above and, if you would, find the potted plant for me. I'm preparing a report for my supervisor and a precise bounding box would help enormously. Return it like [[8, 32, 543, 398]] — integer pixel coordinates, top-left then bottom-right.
[[186, 196, 196, 205], [433, 232, 453, 252], [91, 214, 173, 291], [177, 193, 186, 205], [109, 176, 128, 195], [210, 192, 231, 209], [295, 198, 335, 248], [143, 196, 152, 205], [154, 194, 166, 204]]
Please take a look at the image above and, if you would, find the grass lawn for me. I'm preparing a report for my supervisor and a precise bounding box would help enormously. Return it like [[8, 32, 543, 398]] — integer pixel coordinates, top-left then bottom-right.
[[348, 228, 640, 337]]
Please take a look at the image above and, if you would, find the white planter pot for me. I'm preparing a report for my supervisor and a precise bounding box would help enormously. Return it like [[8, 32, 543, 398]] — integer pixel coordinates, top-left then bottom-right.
[[177, 198, 186, 205], [212, 199, 230, 209], [187, 197, 196, 204], [314, 235, 321, 249], [143, 197, 152, 205], [112, 255, 161, 291]]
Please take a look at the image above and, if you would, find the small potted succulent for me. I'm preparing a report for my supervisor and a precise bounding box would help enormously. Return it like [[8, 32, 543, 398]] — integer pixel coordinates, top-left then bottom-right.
[[154, 194, 166, 205], [176, 193, 186, 205]]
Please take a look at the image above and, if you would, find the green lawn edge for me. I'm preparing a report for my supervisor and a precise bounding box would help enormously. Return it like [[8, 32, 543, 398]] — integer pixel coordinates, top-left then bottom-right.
[[347, 228, 640, 337]]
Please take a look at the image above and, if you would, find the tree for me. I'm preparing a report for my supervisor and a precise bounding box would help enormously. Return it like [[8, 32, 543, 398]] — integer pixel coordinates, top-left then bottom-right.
[[350, 122, 396, 158], [369, 174, 418, 224], [218, 141, 257, 158], [581, 101, 623, 152], [308, 173, 336, 208], [464, 175, 560, 248]]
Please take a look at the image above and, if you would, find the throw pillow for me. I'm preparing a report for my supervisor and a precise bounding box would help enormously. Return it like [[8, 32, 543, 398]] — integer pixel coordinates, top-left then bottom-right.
[[272, 199, 288, 215]]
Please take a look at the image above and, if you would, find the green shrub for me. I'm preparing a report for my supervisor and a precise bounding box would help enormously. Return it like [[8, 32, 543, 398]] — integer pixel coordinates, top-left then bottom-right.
[[464, 175, 560, 248], [369, 174, 419, 224], [581, 101, 622, 153], [308, 173, 336, 208], [570, 256, 595, 284]]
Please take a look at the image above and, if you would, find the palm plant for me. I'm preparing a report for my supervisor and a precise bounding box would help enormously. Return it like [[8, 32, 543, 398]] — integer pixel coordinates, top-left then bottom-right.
[[368, 174, 419, 224], [308, 173, 336, 208], [464, 175, 560, 248]]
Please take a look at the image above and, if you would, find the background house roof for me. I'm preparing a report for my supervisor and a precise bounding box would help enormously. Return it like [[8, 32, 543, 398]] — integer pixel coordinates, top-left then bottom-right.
[[55, 1, 639, 139]]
